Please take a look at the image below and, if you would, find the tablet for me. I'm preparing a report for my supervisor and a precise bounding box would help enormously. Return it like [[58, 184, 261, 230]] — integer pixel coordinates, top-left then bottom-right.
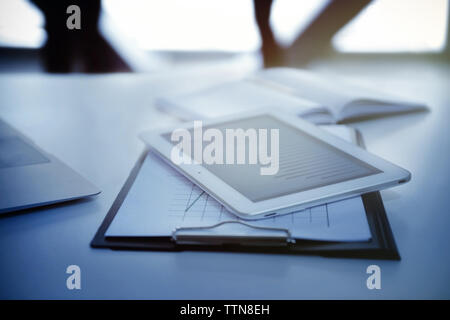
[[140, 111, 410, 219]]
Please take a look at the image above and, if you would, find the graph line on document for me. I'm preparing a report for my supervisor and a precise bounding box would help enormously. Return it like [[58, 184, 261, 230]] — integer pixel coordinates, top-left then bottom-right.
[[169, 173, 330, 228], [201, 195, 209, 220], [184, 190, 205, 213]]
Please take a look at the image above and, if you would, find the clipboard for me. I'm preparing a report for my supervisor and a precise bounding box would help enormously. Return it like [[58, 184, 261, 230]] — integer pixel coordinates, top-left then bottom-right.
[[91, 130, 400, 260]]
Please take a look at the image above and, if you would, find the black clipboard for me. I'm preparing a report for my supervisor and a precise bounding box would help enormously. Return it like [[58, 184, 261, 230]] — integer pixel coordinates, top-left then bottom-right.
[[91, 131, 400, 260]]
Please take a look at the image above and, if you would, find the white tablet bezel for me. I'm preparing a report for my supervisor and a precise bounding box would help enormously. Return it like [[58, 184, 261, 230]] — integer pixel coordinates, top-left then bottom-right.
[[140, 111, 410, 220]]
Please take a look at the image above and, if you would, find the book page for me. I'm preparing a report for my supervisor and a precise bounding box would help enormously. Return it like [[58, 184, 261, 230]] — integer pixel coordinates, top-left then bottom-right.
[[156, 67, 426, 124], [256, 68, 426, 121], [252, 68, 353, 118], [157, 79, 332, 123]]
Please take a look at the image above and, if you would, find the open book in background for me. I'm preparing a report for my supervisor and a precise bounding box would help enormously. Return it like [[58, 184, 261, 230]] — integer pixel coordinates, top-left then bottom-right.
[[157, 67, 427, 124]]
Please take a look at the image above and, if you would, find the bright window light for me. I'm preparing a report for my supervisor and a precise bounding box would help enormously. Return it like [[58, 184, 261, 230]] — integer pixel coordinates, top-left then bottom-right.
[[333, 0, 449, 52], [0, 0, 46, 48], [103, 0, 260, 52], [270, 0, 330, 47], [102, 0, 326, 51], [0, 0, 448, 53]]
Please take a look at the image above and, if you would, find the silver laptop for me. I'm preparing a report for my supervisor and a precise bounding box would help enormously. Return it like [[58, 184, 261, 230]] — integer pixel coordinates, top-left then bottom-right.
[[0, 119, 100, 214]]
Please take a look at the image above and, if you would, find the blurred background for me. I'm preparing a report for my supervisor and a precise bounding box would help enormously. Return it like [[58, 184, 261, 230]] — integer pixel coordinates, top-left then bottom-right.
[[0, 0, 448, 74]]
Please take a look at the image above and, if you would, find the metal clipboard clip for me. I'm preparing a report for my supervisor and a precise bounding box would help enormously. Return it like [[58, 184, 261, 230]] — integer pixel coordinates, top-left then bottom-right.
[[172, 220, 295, 247]]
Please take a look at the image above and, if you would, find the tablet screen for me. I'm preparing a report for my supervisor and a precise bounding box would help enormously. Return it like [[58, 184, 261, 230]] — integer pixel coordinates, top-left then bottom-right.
[[164, 115, 381, 202]]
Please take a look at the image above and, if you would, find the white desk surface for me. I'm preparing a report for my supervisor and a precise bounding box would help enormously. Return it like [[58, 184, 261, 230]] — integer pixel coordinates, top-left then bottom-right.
[[0, 60, 449, 299]]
